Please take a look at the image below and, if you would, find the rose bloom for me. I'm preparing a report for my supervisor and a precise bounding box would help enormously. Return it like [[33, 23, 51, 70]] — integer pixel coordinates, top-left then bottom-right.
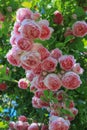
[[49, 116, 70, 130], [10, 34, 18, 45], [16, 36, 33, 51], [38, 20, 53, 40], [18, 115, 27, 122], [32, 12, 41, 20], [37, 45, 50, 60], [72, 21, 87, 37], [0, 83, 7, 91], [16, 8, 32, 22], [28, 123, 39, 130], [20, 51, 41, 70], [69, 100, 75, 108], [31, 76, 47, 91], [18, 78, 29, 89], [32, 63, 42, 75], [59, 55, 75, 71], [44, 74, 62, 91], [50, 110, 59, 116], [15, 121, 23, 130], [42, 57, 57, 72], [41, 124, 48, 130], [35, 90, 44, 98], [23, 122, 30, 130], [31, 44, 50, 60], [13, 22, 21, 35], [72, 63, 84, 74], [51, 48, 62, 61], [32, 96, 42, 108], [26, 70, 35, 81], [53, 10, 63, 25], [36, 78, 48, 90], [57, 90, 64, 101], [20, 20, 41, 39], [9, 121, 16, 129], [62, 72, 82, 90], [6, 49, 21, 66]]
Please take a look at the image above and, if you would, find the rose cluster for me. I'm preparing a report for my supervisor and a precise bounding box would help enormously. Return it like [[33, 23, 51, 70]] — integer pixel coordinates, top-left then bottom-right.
[[6, 8, 84, 130], [8, 115, 48, 130]]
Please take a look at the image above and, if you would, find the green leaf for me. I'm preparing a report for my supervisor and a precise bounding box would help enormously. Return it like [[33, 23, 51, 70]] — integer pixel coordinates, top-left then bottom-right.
[[43, 90, 49, 97], [61, 108, 74, 117], [64, 35, 75, 44], [69, 38, 84, 51], [74, 6, 85, 17]]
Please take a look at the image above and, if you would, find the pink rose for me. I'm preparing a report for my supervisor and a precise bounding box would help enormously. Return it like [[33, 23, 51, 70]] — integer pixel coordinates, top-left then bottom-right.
[[57, 90, 64, 101], [9, 121, 16, 129], [32, 63, 42, 75], [53, 10, 63, 25], [69, 100, 75, 108], [20, 20, 41, 39], [31, 76, 47, 91], [44, 74, 62, 91], [18, 78, 29, 89], [36, 78, 48, 90], [32, 96, 42, 108], [26, 70, 35, 81], [6, 49, 21, 66], [31, 44, 50, 60], [16, 36, 33, 51], [20, 51, 41, 70], [28, 123, 39, 130], [32, 12, 41, 20], [37, 46, 50, 60], [72, 21, 87, 37], [23, 122, 30, 130], [16, 8, 32, 22], [42, 57, 57, 72], [15, 121, 23, 130], [72, 63, 84, 74], [35, 90, 44, 98], [50, 110, 59, 116], [38, 20, 53, 40], [59, 55, 75, 71], [10, 34, 18, 45], [18, 115, 27, 122], [51, 48, 62, 61], [62, 72, 82, 90], [13, 22, 21, 35], [41, 124, 48, 130], [49, 117, 70, 130]]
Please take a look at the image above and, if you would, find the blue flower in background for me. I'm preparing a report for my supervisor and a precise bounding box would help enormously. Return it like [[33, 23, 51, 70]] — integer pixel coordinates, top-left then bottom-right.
[[41, 8, 45, 14]]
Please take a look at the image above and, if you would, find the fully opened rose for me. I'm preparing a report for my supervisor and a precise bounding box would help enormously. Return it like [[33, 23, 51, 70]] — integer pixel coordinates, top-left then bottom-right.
[[7, 8, 84, 130]]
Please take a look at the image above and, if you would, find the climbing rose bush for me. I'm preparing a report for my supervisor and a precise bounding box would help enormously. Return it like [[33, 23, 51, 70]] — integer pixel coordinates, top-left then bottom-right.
[[7, 8, 84, 130]]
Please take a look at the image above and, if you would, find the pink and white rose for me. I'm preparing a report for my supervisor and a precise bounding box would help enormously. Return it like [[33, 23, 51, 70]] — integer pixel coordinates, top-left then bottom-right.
[[72, 21, 87, 37], [42, 57, 57, 72], [44, 74, 62, 91], [18, 78, 29, 89], [62, 72, 82, 90], [59, 55, 75, 71]]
